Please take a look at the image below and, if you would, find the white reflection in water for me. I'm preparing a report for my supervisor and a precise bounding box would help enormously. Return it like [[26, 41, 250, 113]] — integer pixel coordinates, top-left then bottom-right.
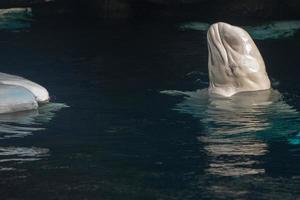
[[0, 103, 68, 139], [162, 89, 299, 176], [0, 103, 67, 170], [0, 146, 49, 171], [0, 146, 49, 163]]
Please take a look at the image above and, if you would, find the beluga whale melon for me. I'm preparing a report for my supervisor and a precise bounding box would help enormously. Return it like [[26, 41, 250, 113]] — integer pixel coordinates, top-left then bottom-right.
[[207, 22, 271, 97]]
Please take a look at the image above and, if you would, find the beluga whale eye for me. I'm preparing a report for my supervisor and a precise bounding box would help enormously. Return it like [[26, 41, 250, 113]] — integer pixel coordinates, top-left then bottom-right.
[[207, 22, 271, 97]]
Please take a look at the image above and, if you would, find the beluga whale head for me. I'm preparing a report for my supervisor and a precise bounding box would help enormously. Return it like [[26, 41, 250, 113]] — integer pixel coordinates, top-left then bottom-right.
[[207, 22, 271, 97]]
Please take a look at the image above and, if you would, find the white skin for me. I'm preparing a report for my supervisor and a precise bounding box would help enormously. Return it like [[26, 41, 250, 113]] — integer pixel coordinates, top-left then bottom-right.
[[0, 72, 49, 103], [207, 22, 271, 97]]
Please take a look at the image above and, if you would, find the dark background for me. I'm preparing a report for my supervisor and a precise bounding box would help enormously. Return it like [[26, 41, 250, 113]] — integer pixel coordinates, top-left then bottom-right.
[[1, 0, 300, 21]]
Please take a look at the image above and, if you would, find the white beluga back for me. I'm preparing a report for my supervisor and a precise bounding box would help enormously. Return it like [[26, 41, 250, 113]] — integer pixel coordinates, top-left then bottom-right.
[[207, 22, 271, 97], [0, 72, 50, 114], [0, 72, 49, 103]]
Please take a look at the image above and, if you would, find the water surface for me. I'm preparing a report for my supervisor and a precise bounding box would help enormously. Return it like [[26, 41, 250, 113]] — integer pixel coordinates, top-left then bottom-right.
[[0, 14, 299, 199]]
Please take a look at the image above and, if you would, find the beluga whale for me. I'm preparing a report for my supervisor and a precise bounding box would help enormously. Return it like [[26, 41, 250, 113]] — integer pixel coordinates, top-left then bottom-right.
[[207, 22, 271, 97], [160, 22, 300, 178], [0, 72, 49, 114], [161, 22, 300, 150]]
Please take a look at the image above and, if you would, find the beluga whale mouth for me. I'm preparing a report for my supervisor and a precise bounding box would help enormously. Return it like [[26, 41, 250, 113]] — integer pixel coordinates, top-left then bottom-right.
[[207, 22, 271, 97]]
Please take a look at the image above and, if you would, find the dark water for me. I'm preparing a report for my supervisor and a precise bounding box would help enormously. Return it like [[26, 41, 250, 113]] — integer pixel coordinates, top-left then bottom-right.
[[0, 11, 300, 199]]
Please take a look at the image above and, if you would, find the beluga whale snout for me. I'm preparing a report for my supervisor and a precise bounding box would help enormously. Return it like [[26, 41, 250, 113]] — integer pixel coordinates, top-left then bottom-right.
[[207, 22, 271, 97]]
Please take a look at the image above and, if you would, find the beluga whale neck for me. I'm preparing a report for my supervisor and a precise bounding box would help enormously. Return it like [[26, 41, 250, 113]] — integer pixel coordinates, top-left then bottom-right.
[[207, 22, 271, 97]]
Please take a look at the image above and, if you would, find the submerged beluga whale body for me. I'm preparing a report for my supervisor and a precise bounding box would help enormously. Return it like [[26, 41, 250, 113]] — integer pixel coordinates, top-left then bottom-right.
[[0, 72, 49, 114], [207, 22, 271, 97]]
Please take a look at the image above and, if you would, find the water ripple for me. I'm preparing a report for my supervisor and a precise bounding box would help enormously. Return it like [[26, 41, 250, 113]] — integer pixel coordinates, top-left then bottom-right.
[[0, 103, 67, 171], [0, 146, 49, 171], [162, 88, 300, 177], [0, 103, 68, 139]]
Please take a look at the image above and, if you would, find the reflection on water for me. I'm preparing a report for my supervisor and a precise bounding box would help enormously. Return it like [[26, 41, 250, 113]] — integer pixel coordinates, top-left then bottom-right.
[[0, 103, 68, 139], [162, 89, 299, 176], [0, 146, 49, 171], [180, 21, 300, 40], [0, 8, 32, 30], [0, 103, 67, 171]]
